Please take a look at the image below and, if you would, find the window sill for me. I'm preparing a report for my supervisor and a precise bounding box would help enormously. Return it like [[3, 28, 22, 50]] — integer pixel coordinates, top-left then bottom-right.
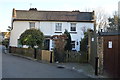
[[69, 32, 77, 34], [55, 32, 62, 33]]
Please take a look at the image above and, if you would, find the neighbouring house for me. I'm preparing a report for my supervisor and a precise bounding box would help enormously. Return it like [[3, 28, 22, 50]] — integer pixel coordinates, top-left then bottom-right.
[[0, 32, 10, 41], [2, 32, 10, 39], [9, 8, 95, 51]]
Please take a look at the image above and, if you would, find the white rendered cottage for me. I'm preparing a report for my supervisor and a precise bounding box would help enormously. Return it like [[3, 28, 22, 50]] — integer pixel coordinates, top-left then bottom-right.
[[10, 8, 95, 51]]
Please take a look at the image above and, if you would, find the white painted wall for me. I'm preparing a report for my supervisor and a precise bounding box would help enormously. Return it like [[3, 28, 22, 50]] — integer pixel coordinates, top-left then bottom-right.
[[10, 21, 39, 47], [10, 21, 28, 47], [10, 21, 94, 51]]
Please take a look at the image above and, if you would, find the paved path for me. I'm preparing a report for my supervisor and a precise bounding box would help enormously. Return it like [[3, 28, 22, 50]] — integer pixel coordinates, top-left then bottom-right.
[[1, 45, 90, 78]]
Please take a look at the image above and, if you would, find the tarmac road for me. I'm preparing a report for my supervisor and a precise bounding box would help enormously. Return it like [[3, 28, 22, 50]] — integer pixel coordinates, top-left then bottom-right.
[[1, 45, 89, 78]]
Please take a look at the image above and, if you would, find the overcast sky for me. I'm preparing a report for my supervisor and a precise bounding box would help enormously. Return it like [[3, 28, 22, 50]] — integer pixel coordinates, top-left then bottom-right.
[[0, 0, 119, 32]]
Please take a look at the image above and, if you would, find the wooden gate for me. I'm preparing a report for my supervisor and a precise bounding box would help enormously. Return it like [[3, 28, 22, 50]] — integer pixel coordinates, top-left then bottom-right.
[[102, 34, 120, 78]]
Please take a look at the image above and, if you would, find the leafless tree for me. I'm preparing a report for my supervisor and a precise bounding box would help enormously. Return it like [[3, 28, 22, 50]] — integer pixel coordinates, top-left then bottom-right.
[[83, 8, 109, 32], [94, 8, 109, 32], [81, 26, 87, 34]]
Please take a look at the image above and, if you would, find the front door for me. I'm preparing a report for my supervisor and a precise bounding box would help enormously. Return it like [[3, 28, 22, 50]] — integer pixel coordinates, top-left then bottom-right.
[[44, 39, 50, 50]]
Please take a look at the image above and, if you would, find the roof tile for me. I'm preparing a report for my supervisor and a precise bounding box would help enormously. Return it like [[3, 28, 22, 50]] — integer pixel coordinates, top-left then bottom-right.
[[13, 9, 94, 22]]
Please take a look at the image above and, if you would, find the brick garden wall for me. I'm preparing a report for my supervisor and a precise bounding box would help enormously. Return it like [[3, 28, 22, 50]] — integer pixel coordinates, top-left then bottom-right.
[[97, 36, 104, 75]]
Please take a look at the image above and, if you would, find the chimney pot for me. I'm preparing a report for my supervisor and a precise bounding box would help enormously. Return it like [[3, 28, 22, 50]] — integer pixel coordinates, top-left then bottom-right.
[[29, 8, 37, 11], [13, 8, 16, 18]]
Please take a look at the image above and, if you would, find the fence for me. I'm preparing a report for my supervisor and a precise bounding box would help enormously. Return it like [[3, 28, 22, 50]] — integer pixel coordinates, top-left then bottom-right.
[[65, 51, 88, 63], [9, 47, 54, 63], [10, 47, 34, 58], [10, 47, 87, 63], [41, 50, 54, 62]]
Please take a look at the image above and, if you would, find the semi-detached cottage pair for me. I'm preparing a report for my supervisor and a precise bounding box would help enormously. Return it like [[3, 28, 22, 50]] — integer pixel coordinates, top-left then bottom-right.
[[10, 8, 95, 51]]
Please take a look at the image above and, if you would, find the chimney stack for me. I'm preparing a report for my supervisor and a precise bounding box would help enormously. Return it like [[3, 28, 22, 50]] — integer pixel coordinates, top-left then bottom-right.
[[12, 8, 16, 18]]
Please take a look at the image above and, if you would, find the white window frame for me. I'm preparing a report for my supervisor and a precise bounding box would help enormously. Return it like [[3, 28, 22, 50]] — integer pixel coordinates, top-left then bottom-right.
[[70, 23, 76, 31], [52, 40, 55, 48], [29, 22, 35, 29], [55, 23, 62, 32]]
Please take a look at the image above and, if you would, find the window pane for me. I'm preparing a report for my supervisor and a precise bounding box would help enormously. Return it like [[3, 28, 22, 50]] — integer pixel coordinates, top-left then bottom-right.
[[30, 22, 35, 28], [71, 27, 76, 31], [55, 23, 62, 31], [71, 23, 76, 31], [71, 41, 75, 48]]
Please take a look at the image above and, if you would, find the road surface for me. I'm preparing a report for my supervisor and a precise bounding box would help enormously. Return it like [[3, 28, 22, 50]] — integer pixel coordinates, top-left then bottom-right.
[[1, 45, 89, 78]]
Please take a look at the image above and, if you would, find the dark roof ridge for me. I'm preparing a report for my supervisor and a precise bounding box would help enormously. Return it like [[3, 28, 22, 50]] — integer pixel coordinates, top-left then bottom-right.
[[16, 9, 93, 13]]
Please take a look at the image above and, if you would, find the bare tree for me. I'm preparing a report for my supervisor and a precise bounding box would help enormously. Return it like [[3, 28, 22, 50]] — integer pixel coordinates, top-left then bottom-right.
[[81, 26, 87, 34], [83, 8, 109, 32], [94, 8, 109, 32]]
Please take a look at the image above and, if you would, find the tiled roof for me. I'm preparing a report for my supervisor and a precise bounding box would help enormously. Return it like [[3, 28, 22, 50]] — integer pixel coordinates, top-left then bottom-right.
[[13, 8, 94, 22]]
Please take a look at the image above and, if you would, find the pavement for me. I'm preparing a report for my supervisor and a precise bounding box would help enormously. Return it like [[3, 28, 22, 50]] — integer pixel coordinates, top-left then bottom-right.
[[54, 63, 109, 78], [9, 52, 108, 78]]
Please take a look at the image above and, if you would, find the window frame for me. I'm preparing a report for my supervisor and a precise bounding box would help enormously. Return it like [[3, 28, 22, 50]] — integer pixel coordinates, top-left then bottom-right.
[[52, 40, 55, 48], [70, 23, 76, 32], [71, 41, 75, 48], [55, 23, 62, 32], [29, 22, 35, 29]]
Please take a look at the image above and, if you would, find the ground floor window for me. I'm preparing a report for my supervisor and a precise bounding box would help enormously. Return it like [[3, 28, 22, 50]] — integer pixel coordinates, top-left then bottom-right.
[[17, 39, 22, 47]]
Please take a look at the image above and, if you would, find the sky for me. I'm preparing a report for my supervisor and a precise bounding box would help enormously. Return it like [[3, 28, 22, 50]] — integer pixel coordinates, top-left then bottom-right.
[[0, 0, 119, 32]]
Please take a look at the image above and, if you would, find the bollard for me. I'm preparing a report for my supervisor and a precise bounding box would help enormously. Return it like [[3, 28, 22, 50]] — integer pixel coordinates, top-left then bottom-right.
[[9, 46, 11, 53], [34, 48, 37, 59], [95, 57, 99, 76], [50, 51, 52, 63]]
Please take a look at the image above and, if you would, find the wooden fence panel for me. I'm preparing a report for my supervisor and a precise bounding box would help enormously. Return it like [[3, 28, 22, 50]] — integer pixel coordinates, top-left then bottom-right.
[[65, 52, 87, 63]]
